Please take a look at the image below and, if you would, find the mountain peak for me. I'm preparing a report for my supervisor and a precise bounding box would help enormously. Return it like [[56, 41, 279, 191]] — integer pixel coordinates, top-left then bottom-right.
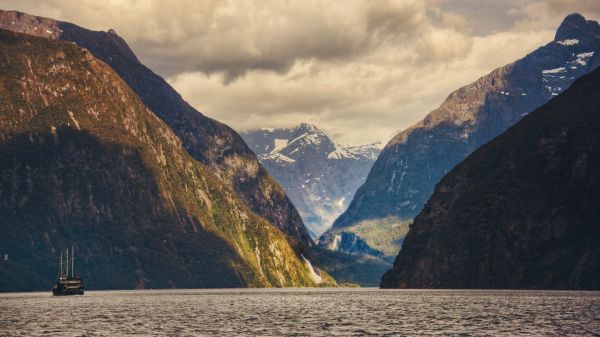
[[240, 125, 381, 239], [296, 122, 321, 133], [0, 10, 140, 63], [555, 13, 600, 41], [562, 13, 587, 25]]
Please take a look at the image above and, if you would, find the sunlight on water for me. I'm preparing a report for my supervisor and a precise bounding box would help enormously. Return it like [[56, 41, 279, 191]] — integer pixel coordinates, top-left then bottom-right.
[[1, 288, 599, 336]]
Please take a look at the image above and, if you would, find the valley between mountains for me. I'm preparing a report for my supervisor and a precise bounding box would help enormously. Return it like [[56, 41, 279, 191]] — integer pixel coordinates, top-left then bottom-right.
[[0, 9, 598, 291]]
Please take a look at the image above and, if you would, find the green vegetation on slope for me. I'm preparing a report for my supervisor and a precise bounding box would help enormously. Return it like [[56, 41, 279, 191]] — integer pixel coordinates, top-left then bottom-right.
[[0, 29, 333, 290], [346, 217, 411, 257]]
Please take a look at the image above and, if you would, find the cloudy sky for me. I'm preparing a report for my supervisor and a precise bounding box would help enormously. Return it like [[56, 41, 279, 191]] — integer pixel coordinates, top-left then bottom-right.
[[2, 0, 599, 145]]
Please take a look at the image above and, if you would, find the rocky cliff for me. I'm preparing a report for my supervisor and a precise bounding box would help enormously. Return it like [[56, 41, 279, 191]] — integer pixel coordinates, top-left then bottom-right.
[[322, 13, 600, 264], [0, 9, 315, 260], [0, 29, 333, 291], [381, 66, 600, 289], [241, 123, 380, 238]]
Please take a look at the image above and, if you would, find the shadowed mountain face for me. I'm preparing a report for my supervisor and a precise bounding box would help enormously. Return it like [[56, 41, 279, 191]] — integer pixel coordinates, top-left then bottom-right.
[[381, 67, 600, 290], [321, 13, 600, 263], [241, 123, 380, 238], [0, 29, 333, 291], [0, 9, 315, 260]]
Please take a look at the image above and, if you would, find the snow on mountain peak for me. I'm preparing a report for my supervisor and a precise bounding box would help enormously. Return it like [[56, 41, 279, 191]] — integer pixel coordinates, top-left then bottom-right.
[[240, 124, 382, 238], [272, 138, 288, 152], [243, 123, 381, 162], [327, 144, 358, 160], [288, 132, 326, 148], [557, 39, 579, 46], [297, 122, 321, 133], [328, 143, 381, 160]]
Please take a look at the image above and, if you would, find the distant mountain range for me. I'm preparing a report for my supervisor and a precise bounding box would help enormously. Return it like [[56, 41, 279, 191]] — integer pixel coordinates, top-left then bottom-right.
[[0, 10, 334, 290], [319, 13, 600, 286], [382, 65, 600, 290], [242, 123, 380, 238]]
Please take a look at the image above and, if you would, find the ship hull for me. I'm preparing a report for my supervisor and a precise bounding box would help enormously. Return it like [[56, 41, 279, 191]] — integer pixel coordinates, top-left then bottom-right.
[[52, 277, 85, 296], [52, 288, 84, 296]]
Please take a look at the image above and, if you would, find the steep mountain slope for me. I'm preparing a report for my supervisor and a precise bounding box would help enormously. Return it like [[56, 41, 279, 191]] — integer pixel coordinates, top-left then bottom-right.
[[241, 123, 380, 238], [322, 13, 600, 261], [0, 29, 332, 291], [0, 9, 314, 259], [381, 66, 600, 290]]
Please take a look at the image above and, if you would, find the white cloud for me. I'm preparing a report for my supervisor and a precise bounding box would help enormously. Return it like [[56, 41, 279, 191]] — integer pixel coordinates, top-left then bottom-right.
[[1, 0, 598, 145]]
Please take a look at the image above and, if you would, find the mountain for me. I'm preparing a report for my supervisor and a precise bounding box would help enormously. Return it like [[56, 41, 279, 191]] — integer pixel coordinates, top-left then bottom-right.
[[381, 66, 600, 290], [241, 123, 380, 238], [320, 13, 600, 270], [0, 9, 315, 262], [0, 31, 333, 290]]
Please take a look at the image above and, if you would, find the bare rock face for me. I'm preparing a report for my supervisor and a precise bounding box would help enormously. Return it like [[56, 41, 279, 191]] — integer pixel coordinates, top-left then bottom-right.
[[0, 28, 334, 290], [381, 67, 600, 290], [241, 123, 380, 238], [323, 13, 600, 265], [0, 9, 315, 260]]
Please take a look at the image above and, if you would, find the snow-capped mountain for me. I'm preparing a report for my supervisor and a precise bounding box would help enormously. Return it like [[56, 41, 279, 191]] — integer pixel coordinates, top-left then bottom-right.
[[242, 123, 381, 238], [382, 66, 600, 290], [320, 13, 600, 278]]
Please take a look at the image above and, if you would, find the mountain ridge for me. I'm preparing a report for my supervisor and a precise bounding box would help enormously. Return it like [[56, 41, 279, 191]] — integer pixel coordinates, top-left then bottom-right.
[[0, 28, 332, 290], [381, 65, 600, 290], [321, 12, 600, 261], [0, 9, 316, 262]]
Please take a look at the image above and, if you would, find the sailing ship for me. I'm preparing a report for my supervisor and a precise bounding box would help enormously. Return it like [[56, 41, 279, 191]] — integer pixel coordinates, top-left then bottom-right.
[[52, 245, 84, 296]]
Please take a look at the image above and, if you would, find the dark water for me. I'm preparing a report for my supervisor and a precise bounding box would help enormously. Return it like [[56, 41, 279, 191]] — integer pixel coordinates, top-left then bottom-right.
[[1, 288, 598, 336]]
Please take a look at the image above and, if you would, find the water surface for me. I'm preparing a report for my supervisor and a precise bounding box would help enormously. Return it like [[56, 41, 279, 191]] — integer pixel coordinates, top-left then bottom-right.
[[1, 288, 598, 336]]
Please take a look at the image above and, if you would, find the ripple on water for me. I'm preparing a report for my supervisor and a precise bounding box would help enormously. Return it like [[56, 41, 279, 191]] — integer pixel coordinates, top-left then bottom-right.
[[0, 289, 599, 336]]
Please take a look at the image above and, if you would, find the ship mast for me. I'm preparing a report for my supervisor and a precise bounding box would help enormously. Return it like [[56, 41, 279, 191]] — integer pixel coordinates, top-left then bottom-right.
[[59, 251, 63, 277], [66, 248, 69, 278], [71, 244, 75, 277]]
